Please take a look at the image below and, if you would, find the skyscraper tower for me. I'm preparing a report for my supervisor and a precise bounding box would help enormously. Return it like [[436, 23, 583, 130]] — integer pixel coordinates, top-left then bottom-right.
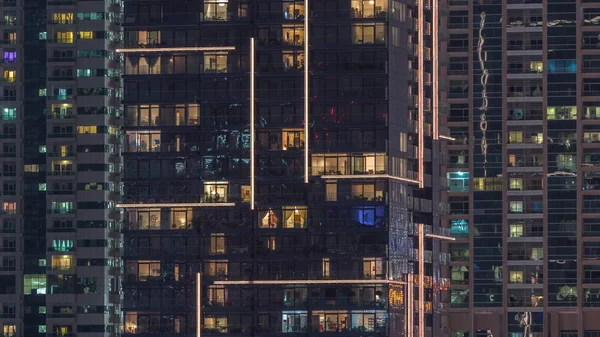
[[120, 0, 448, 337], [0, 0, 123, 335], [443, 0, 600, 336]]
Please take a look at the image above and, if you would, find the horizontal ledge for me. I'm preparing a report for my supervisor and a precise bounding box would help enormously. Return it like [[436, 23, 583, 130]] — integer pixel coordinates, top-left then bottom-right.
[[116, 46, 236, 53], [425, 233, 456, 241], [438, 135, 455, 141], [116, 203, 236, 208], [213, 279, 406, 285], [320, 174, 420, 184]]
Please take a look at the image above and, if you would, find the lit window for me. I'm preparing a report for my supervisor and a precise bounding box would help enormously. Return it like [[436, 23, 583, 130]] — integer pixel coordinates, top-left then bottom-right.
[[531, 248, 543, 261], [171, 208, 192, 229], [38, 183, 46, 191], [38, 306, 46, 314], [508, 131, 523, 144], [350, 0, 388, 18], [210, 233, 226, 254], [509, 271, 524, 283], [38, 32, 47, 40], [24, 274, 47, 294], [3, 70, 15, 82], [352, 23, 386, 44], [529, 61, 543, 73], [135, 260, 161, 281], [52, 13, 74, 24], [2, 202, 16, 214], [283, 0, 305, 20], [261, 209, 279, 228], [125, 313, 138, 334], [3, 325, 16, 337], [77, 69, 93, 77], [547, 106, 577, 120], [77, 125, 97, 134], [52, 239, 74, 252], [78, 31, 94, 39], [204, 52, 228, 72], [283, 206, 306, 228], [126, 131, 161, 152], [547, 59, 576, 73], [322, 258, 330, 278], [282, 25, 305, 45], [51, 201, 73, 214], [282, 51, 305, 71], [204, 181, 228, 202], [509, 178, 523, 190], [203, 0, 229, 21], [38, 89, 46, 97], [205, 260, 228, 278], [55, 31, 74, 43], [51, 255, 73, 269], [447, 172, 469, 192], [2, 108, 16, 120], [208, 286, 228, 306], [450, 219, 469, 238], [7, 32, 16, 44], [509, 223, 523, 237], [38, 145, 46, 153], [38, 326, 46, 333], [127, 209, 161, 230], [509, 201, 523, 213], [3, 52, 16, 63]]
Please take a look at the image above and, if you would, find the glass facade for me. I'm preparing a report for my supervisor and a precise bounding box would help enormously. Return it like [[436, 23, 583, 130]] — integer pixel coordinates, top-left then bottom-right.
[[121, 1, 447, 337], [445, 0, 600, 335]]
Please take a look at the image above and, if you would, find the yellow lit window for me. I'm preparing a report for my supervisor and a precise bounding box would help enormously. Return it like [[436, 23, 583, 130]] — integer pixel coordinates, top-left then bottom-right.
[[508, 131, 523, 144], [52, 12, 74, 24], [204, 181, 228, 202], [204, 0, 229, 21], [509, 271, 523, 283], [322, 258, 330, 278], [509, 178, 523, 190], [282, 25, 305, 45], [204, 52, 228, 72], [399, 132, 407, 152], [283, 206, 306, 228], [326, 183, 337, 201], [24, 164, 39, 172], [509, 223, 523, 237], [281, 130, 304, 150], [531, 133, 544, 144], [205, 260, 228, 277], [529, 61, 543, 73], [7, 32, 16, 44], [210, 233, 225, 254], [3, 325, 16, 337], [55, 31, 74, 43], [51, 255, 73, 269], [77, 126, 97, 134], [3, 70, 15, 82], [241, 185, 251, 202], [137, 260, 160, 281], [547, 106, 576, 120], [78, 31, 94, 39]]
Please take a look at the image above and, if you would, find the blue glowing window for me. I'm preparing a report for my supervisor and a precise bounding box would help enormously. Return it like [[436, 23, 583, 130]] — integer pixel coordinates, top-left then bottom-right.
[[547, 59, 576, 73]]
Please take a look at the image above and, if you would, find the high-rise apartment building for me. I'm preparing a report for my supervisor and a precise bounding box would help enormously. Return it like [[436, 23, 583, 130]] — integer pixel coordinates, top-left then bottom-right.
[[0, 0, 123, 336], [443, 0, 600, 336], [120, 0, 448, 337]]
